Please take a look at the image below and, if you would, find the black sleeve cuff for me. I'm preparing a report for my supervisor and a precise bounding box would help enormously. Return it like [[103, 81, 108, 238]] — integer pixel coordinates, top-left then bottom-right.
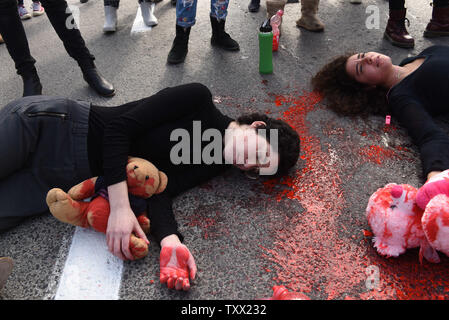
[[146, 193, 184, 245]]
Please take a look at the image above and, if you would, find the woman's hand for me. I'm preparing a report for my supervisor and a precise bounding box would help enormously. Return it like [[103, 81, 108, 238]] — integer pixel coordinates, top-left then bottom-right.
[[106, 181, 149, 261], [160, 234, 197, 291]]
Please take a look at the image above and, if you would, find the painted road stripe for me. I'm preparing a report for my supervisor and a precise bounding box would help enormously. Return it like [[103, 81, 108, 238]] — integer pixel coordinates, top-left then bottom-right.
[[54, 227, 123, 300], [131, 5, 154, 35]]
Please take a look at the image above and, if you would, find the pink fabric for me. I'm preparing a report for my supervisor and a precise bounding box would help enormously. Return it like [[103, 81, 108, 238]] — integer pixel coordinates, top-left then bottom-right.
[[366, 183, 441, 263], [416, 169, 449, 210], [422, 194, 449, 260], [366, 184, 426, 257]]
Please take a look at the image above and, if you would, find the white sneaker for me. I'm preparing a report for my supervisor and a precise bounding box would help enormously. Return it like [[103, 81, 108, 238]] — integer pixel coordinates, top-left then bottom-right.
[[18, 5, 31, 20], [103, 5, 118, 32], [140, 1, 158, 27], [32, 2, 45, 16]]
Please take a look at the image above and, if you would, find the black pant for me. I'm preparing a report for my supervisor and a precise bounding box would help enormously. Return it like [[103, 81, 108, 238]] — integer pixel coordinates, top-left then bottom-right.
[[0, 0, 94, 77], [0, 96, 92, 233], [389, 0, 449, 10]]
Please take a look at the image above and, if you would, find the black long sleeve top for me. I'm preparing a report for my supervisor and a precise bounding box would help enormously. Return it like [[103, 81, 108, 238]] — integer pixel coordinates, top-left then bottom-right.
[[86, 83, 233, 243], [387, 45, 449, 177]]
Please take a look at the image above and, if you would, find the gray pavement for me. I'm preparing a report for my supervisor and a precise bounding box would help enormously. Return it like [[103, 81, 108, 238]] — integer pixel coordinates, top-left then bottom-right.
[[1, 0, 449, 300]]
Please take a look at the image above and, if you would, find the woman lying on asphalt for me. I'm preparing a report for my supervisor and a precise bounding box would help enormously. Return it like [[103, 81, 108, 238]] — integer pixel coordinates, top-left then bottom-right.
[[0, 83, 300, 291], [312, 45, 449, 183]]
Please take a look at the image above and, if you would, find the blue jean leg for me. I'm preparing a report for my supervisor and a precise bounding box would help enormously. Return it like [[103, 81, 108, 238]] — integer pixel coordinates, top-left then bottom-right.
[[210, 0, 229, 20], [176, 0, 197, 27], [176, 0, 229, 27]]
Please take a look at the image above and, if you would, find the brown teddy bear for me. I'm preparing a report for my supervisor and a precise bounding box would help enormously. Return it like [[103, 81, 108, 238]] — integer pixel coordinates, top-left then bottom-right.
[[46, 157, 168, 260]]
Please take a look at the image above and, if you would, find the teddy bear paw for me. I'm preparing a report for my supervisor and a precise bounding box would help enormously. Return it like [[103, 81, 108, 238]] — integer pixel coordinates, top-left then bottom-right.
[[130, 234, 149, 260], [46, 188, 88, 228]]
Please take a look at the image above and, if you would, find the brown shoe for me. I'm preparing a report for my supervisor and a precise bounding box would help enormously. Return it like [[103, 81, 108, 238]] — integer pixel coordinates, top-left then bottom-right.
[[0, 257, 13, 291], [296, 0, 324, 32], [0, 33, 4, 44], [424, 6, 449, 37], [266, 0, 286, 18], [384, 9, 414, 48]]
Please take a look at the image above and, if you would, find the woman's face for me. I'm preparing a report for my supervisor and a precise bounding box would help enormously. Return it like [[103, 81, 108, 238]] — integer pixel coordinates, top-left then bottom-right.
[[345, 52, 393, 86], [223, 122, 279, 175]]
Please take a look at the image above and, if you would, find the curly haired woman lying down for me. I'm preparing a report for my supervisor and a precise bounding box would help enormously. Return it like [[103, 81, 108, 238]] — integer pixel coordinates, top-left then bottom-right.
[[313, 45, 449, 210]]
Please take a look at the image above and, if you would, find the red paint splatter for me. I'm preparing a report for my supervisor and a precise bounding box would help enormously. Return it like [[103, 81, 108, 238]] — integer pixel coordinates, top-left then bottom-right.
[[359, 145, 412, 165], [259, 87, 449, 300], [363, 230, 374, 237]]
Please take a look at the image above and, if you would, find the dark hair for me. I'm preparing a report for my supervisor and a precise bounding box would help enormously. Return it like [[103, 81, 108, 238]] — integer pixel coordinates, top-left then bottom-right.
[[236, 113, 300, 176], [311, 53, 389, 117]]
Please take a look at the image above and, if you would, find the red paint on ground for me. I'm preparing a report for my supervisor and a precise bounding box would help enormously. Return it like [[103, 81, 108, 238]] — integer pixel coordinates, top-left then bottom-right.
[[259, 88, 449, 300], [359, 145, 413, 165]]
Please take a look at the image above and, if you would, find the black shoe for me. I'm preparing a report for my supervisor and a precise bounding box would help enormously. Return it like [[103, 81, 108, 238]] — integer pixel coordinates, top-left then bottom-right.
[[210, 16, 239, 51], [248, 0, 260, 12], [22, 69, 43, 97], [81, 67, 115, 97], [167, 25, 190, 64], [80, 0, 88, 3], [171, 0, 177, 5]]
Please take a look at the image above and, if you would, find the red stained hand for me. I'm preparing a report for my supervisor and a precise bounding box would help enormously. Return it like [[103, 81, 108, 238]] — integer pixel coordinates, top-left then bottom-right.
[[159, 244, 197, 291]]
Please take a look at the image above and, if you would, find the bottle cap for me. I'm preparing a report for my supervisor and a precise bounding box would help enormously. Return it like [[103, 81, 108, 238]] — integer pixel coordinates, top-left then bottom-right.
[[260, 19, 272, 32]]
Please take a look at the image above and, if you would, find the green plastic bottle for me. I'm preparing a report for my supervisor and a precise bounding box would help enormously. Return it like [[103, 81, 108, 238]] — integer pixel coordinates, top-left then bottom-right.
[[259, 19, 273, 74]]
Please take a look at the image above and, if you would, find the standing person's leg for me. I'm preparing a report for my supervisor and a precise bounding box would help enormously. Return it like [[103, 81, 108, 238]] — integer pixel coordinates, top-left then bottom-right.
[[167, 0, 197, 64], [248, 0, 260, 13], [0, 96, 92, 233], [209, 0, 239, 51], [0, 0, 42, 97], [296, 0, 324, 32], [267, 0, 286, 18], [17, 0, 31, 20], [384, 0, 414, 48], [31, 0, 45, 17], [103, 0, 119, 32], [139, 0, 158, 27], [39, 0, 116, 97], [424, 0, 449, 37]]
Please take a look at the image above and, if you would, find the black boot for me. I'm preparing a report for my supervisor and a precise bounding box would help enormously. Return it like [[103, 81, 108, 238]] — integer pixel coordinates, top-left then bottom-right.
[[79, 60, 115, 97], [22, 68, 43, 97], [248, 0, 260, 12], [167, 25, 191, 64], [210, 16, 239, 51]]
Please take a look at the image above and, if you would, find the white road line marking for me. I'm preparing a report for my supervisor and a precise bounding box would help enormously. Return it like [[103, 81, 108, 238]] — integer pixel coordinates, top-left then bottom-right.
[[54, 227, 123, 300], [131, 6, 154, 35]]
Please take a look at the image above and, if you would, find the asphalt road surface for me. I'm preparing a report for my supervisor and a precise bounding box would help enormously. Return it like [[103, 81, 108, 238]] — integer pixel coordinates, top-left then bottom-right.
[[1, 0, 449, 300]]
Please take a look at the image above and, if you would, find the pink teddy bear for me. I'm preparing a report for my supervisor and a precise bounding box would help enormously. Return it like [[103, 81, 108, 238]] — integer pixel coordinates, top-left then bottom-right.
[[365, 178, 449, 263]]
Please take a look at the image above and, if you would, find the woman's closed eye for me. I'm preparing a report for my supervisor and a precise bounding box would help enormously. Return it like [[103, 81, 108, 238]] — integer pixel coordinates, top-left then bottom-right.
[[356, 53, 366, 76]]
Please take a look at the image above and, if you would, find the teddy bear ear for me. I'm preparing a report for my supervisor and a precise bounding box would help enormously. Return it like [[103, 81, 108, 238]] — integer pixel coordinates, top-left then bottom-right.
[[155, 171, 168, 194]]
